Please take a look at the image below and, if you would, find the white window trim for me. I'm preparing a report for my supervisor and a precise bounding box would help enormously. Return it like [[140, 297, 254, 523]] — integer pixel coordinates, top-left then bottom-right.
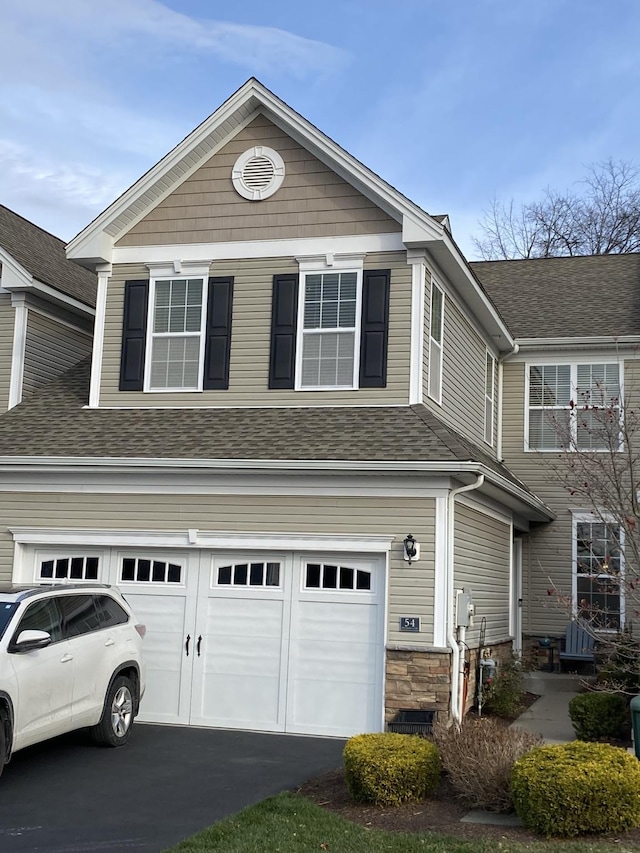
[[144, 261, 211, 393], [294, 253, 364, 392], [524, 359, 623, 453], [427, 278, 444, 405], [571, 511, 625, 631], [484, 351, 495, 446]]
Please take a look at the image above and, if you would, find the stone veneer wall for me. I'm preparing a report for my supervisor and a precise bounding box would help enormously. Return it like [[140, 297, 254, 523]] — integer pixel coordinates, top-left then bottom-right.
[[385, 649, 452, 724], [385, 640, 515, 724]]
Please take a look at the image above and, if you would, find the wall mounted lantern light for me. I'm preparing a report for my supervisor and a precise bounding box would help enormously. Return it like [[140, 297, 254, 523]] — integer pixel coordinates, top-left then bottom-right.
[[403, 534, 420, 564]]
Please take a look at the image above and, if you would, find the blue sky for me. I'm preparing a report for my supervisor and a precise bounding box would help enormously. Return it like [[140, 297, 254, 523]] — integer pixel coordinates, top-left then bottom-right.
[[1, 0, 639, 258]]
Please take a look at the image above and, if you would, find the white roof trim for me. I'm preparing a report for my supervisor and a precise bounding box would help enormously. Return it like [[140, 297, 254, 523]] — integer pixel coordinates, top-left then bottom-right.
[[0, 247, 94, 317], [0, 456, 552, 520]]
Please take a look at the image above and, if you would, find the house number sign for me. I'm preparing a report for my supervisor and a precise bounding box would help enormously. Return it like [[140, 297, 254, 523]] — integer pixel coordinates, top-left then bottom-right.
[[399, 616, 420, 632]]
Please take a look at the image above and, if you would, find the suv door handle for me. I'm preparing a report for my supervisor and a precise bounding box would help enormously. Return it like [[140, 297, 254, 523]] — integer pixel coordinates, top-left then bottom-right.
[[104, 638, 115, 647], [60, 654, 73, 663]]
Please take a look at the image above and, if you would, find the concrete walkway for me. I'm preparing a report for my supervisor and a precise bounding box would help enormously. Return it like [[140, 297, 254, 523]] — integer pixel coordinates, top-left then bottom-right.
[[510, 671, 583, 743]]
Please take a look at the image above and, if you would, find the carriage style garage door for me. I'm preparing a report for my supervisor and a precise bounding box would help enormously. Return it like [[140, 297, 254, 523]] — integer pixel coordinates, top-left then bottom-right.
[[99, 550, 387, 738]]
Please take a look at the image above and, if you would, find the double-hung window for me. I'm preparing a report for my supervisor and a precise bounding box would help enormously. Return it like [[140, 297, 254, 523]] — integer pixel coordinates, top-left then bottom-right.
[[428, 280, 444, 404], [527, 362, 621, 451], [147, 276, 205, 391], [484, 351, 495, 445], [574, 516, 623, 629], [296, 258, 363, 390]]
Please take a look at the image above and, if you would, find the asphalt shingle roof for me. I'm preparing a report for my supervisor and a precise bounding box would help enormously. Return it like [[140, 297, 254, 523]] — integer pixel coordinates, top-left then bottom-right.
[[0, 205, 96, 307], [0, 359, 531, 493], [471, 254, 640, 339]]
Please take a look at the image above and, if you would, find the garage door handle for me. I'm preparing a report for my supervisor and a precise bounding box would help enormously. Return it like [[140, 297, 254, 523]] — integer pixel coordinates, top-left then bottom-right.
[[185, 634, 191, 656], [197, 635, 202, 657]]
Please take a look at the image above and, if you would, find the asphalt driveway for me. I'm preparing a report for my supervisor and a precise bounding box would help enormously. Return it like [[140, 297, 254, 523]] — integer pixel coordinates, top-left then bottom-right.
[[0, 723, 346, 853]]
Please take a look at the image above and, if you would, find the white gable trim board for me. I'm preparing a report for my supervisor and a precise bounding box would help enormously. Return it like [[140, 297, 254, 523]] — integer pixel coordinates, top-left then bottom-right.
[[11, 529, 390, 738]]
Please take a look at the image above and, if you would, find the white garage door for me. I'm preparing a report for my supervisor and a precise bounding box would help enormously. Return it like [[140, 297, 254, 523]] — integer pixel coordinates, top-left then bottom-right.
[[120, 551, 385, 738]]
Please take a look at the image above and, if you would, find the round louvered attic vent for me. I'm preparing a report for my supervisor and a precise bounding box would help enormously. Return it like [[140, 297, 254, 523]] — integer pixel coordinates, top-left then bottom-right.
[[232, 146, 285, 200]]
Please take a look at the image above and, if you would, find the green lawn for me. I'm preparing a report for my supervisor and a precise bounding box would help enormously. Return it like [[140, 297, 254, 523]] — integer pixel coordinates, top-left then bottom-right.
[[165, 792, 640, 853]]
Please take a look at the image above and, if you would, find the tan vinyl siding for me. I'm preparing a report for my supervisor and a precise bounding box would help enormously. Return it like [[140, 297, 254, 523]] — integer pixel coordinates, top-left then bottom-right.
[[501, 358, 640, 637], [423, 288, 488, 447], [0, 491, 435, 645], [115, 115, 401, 246], [454, 502, 512, 647], [99, 253, 411, 407], [22, 311, 92, 399], [0, 295, 14, 411]]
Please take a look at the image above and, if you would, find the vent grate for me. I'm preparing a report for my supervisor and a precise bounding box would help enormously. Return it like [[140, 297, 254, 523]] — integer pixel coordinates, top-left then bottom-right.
[[242, 156, 275, 189]]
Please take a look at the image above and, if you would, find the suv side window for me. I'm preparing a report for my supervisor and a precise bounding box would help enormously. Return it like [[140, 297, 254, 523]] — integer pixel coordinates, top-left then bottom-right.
[[14, 598, 63, 643], [58, 595, 101, 638], [95, 595, 129, 628]]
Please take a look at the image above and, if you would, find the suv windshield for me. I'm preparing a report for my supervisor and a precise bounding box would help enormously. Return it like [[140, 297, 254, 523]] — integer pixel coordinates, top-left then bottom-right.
[[0, 603, 18, 640]]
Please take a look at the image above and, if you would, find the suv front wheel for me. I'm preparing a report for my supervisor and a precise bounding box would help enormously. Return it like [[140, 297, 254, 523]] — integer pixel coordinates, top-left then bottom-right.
[[91, 675, 135, 747]]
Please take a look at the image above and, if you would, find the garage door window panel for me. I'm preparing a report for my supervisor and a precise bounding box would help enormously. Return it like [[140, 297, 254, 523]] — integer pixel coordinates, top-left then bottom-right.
[[121, 557, 183, 584], [304, 562, 371, 591], [39, 556, 99, 582], [216, 562, 281, 587]]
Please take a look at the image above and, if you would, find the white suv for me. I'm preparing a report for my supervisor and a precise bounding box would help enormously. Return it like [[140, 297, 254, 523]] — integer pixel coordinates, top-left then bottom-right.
[[0, 583, 145, 775]]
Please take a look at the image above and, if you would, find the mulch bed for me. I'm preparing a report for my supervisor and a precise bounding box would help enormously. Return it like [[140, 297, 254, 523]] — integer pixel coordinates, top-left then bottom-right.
[[296, 699, 640, 845]]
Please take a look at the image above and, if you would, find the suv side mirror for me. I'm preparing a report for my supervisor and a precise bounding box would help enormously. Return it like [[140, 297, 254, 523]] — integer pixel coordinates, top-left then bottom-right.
[[10, 630, 52, 653]]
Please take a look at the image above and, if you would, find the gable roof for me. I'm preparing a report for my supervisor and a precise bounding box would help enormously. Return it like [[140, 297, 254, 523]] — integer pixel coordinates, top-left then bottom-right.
[[0, 205, 96, 308], [471, 253, 640, 340], [67, 78, 513, 351], [0, 359, 551, 522]]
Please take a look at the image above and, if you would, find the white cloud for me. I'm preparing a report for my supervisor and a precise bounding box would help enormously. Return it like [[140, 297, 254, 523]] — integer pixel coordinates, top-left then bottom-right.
[[4, 0, 348, 80]]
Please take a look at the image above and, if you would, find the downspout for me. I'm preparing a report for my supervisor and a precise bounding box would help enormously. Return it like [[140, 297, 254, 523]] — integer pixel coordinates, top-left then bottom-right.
[[447, 473, 484, 724], [497, 343, 519, 462]]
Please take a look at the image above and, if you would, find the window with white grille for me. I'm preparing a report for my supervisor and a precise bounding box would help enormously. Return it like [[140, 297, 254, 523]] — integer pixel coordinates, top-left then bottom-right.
[[217, 562, 281, 587], [574, 518, 623, 629], [485, 351, 495, 445], [527, 362, 621, 451], [304, 563, 371, 591], [148, 277, 204, 391], [298, 270, 360, 389], [120, 558, 183, 584], [428, 280, 444, 404], [39, 556, 100, 582]]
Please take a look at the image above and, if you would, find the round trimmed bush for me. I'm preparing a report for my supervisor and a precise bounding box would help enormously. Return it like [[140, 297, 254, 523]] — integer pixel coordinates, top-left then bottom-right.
[[343, 732, 440, 807], [568, 692, 628, 742], [511, 741, 640, 837]]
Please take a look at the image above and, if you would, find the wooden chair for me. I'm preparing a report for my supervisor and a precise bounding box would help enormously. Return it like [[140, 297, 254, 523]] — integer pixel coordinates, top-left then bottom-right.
[[558, 622, 597, 672]]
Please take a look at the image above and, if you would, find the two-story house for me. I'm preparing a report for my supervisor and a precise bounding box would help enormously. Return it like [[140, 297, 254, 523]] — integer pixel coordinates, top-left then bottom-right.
[[0, 78, 627, 739], [0, 205, 95, 410]]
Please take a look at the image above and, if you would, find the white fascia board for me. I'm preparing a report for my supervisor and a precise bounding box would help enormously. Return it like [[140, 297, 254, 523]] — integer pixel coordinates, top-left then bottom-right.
[[0, 247, 93, 317], [10, 526, 395, 553], [113, 233, 405, 265], [67, 230, 115, 269], [513, 336, 640, 353]]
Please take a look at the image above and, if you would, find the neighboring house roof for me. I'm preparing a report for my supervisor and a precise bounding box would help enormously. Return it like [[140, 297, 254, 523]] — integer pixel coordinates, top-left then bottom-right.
[[471, 253, 640, 340], [0, 205, 96, 308], [0, 359, 550, 520]]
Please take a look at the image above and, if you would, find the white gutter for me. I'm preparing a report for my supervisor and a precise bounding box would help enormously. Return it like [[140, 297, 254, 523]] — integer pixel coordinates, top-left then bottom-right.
[[447, 474, 484, 725], [515, 335, 640, 349]]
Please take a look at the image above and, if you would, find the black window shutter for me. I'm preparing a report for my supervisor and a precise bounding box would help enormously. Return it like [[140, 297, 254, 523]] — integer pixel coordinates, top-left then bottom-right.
[[359, 269, 391, 388], [119, 280, 149, 391], [203, 277, 234, 390], [269, 274, 299, 389]]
